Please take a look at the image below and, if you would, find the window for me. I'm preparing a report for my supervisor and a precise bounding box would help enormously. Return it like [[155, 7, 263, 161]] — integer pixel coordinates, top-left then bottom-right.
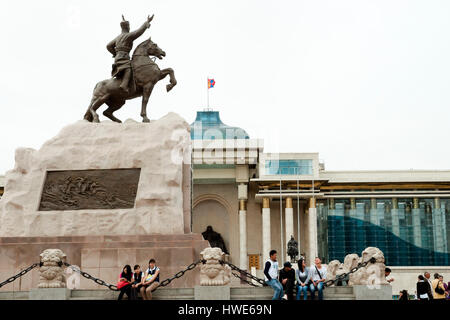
[[265, 159, 313, 175], [248, 254, 260, 270]]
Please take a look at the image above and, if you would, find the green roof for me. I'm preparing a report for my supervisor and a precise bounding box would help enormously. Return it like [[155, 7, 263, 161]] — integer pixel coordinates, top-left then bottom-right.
[[190, 111, 250, 140]]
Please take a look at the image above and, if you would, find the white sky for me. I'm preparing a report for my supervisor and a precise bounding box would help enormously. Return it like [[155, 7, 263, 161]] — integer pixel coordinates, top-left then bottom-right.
[[1, 0, 450, 173]]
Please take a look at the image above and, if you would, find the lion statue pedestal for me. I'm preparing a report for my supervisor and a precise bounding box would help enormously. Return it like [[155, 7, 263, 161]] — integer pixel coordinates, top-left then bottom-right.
[[29, 249, 71, 300], [195, 247, 232, 300]]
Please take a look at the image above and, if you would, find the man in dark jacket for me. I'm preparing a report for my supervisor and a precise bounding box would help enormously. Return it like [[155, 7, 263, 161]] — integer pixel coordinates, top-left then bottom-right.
[[279, 262, 296, 300]]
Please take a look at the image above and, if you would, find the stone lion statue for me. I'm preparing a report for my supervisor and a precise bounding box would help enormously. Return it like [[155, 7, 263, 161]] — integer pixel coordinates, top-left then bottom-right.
[[326, 248, 388, 287], [37, 249, 67, 288], [326, 254, 359, 286], [199, 247, 231, 286], [349, 247, 388, 286]]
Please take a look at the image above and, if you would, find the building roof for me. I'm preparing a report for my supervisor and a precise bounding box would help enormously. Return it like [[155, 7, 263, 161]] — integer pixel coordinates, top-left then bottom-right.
[[190, 110, 250, 140]]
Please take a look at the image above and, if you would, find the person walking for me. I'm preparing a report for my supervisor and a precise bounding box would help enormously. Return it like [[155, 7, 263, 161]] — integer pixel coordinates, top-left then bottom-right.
[[444, 280, 450, 299], [263, 250, 284, 300], [424, 272, 434, 300], [309, 257, 327, 300], [416, 275, 431, 300], [295, 258, 310, 300], [439, 275, 449, 299], [432, 273, 446, 300]]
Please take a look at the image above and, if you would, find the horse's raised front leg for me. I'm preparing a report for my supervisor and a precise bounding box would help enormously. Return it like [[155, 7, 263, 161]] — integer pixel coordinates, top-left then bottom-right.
[[141, 83, 154, 123], [160, 68, 177, 92]]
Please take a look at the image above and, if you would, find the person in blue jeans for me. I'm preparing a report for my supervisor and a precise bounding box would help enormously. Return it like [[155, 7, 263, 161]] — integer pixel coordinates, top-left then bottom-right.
[[309, 257, 327, 300], [296, 258, 310, 300], [264, 250, 284, 300]]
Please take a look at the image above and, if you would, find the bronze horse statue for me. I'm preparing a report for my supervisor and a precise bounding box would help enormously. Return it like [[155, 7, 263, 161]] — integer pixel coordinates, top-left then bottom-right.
[[83, 37, 177, 123]]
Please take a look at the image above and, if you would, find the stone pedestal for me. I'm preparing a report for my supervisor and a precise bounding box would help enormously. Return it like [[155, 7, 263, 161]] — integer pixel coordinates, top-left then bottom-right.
[[29, 288, 71, 300], [0, 113, 210, 291], [0, 112, 191, 237], [194, 286, 230, 300], [353, 285, 393, 300]]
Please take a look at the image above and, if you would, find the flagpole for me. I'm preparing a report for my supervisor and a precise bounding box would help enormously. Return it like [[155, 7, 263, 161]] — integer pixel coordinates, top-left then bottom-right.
[[207, 77, 210, 109]]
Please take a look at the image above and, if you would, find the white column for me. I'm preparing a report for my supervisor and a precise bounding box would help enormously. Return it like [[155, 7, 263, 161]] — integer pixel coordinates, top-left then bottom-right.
[[391, 198, 400, 237], [432, 197, 444, 252], [308, 197, 318, 265], [238, 183, 248, 270], [285, 197, 294, 262], [370, 198, 378, 226], [412, 198, 422, 248], [262, 197, 271, 264]]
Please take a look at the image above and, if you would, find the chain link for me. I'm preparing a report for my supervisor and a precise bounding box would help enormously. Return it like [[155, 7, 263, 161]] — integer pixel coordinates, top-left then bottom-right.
[[231, 271, 259, 287], [151, 260, 203, 292], [0, 263, 39, 288], [63, 263, 119, 291], [323, 257, 376, 287], [219, 260, 267, 287]]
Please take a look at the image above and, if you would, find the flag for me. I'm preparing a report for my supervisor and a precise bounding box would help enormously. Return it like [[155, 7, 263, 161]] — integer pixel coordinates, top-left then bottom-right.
[[208, 78, 215, 89]]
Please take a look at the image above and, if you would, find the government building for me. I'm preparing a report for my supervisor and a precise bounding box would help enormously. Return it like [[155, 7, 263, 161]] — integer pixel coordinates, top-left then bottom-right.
[[1, 109, 450, 294]]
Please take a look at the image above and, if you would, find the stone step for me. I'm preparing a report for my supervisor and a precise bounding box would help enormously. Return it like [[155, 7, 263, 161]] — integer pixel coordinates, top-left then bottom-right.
[[71, 290, 118, 299], [323, 286, 354, 294], [0, 292, 29, 300], [230, 287, 274, 296], [0, 286, 356, 300]]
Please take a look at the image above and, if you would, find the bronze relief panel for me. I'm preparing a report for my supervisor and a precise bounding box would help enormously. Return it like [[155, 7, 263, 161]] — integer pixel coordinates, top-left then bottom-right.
[[39, 168, 141, 211]]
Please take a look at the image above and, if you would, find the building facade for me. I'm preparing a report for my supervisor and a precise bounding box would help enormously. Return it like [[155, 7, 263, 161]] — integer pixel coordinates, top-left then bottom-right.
[[190, 110, 450, 280]]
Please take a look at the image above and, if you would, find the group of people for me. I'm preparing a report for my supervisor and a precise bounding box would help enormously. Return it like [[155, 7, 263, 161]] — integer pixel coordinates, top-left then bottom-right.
[[410, 272, 449, 300], [394, 271, 449, 300], [117, 259, 160, 300], [264, 250, 327, 300]]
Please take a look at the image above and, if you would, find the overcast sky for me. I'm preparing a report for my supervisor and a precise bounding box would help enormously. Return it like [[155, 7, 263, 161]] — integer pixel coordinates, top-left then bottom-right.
[[1, 0, 450, 173]]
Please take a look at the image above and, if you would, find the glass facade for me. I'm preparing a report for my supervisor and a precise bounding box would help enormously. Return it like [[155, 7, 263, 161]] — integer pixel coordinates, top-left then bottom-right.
[[265, 159, 313, 175], [325, 198, 450, 266]]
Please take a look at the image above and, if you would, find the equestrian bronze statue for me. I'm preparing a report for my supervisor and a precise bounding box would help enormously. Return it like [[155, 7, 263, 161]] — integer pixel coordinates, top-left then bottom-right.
[[84, 15, 177, 123]]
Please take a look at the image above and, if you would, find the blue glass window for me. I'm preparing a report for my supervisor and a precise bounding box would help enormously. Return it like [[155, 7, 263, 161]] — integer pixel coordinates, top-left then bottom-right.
[[326, 198, 450, 266], [265, 159, 313, 175]]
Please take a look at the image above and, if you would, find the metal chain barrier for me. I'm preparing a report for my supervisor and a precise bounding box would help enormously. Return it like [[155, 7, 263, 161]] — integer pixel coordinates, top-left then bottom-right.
[[231, 271, 259, 287], [63, 259, 203, 293], [63, 262, 119, 291], [0, 263, 39, 289], [219, 260, 267, 287], [323, 257, 377, 287], [151, 259, 203, 292]]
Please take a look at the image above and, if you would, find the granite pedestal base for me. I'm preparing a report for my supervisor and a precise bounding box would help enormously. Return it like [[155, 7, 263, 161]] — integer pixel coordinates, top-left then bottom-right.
[[353, 284, 393, 300], [194, 286, 230, 300], [0, 234, 209, 292], [29, 288, 71, 300]]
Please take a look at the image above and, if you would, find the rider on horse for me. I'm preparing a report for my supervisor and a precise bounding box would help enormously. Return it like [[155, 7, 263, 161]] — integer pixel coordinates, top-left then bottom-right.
[[106, 15, 154, 93]]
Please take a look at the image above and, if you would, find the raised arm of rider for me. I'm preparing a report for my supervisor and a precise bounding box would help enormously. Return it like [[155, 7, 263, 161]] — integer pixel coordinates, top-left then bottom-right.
[[127, 21, 150, 41]]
